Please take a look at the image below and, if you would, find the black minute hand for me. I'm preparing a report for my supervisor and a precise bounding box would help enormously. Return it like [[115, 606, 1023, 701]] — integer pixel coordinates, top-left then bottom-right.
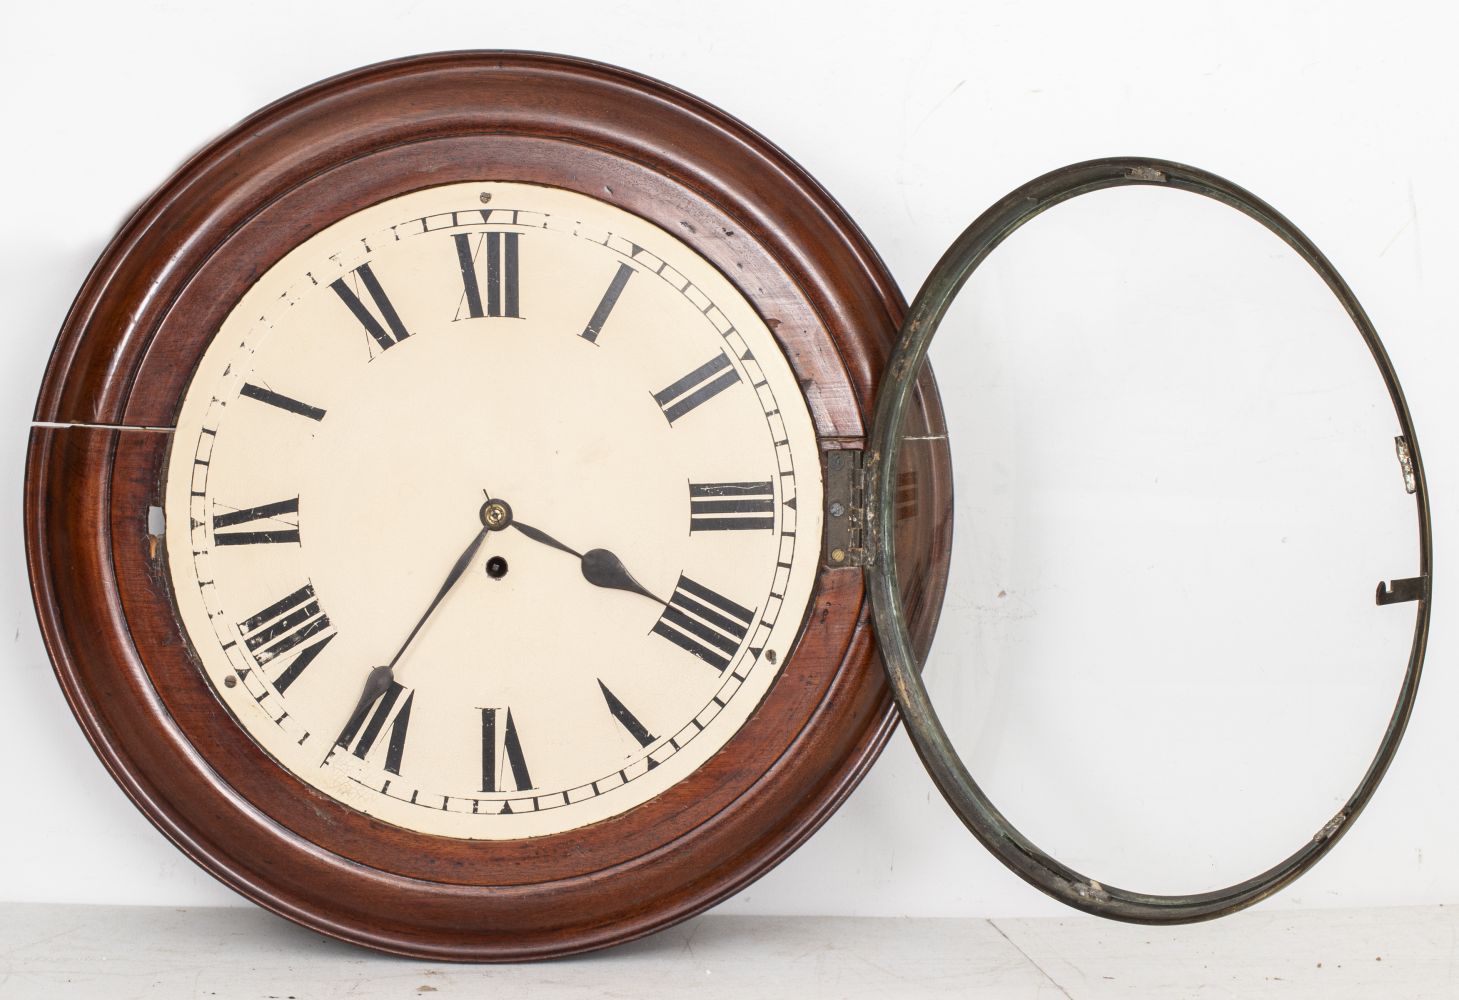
[[512, 519, 665, 605], [385, 521, 492, 672], [326, 499, 505, 765]]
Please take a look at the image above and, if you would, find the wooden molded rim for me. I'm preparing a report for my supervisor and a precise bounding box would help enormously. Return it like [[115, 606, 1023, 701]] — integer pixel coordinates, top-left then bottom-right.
[[865, 156, 1430, 924]]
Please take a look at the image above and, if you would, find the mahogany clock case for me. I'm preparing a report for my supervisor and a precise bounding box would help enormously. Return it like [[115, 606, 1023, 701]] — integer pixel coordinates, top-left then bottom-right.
[[24, 53, 953, 959], [26, 48, 1431, 960]]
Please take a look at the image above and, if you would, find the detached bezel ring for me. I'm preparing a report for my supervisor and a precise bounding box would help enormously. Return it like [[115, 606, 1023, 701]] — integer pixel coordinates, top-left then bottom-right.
[[864, 156, 1432, 924]]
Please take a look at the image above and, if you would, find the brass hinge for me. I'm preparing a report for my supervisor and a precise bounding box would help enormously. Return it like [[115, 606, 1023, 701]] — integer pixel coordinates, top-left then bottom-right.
[[824, 448, 867, 567]]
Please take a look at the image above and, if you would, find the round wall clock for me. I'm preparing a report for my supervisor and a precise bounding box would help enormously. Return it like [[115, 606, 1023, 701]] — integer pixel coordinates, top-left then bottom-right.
[[26, 52, 1429, 959]]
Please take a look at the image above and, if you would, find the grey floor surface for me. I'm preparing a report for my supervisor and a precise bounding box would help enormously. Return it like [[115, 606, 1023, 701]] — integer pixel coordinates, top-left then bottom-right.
[[2, 902, 1455, 998]]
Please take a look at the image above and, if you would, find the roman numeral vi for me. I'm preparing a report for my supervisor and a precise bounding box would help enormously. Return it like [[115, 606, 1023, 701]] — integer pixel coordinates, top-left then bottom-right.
[[481, 707, 533, 793]]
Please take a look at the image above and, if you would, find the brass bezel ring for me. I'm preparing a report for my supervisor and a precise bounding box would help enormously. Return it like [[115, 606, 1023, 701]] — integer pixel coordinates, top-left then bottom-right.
[[865, 157, 1432, 924]]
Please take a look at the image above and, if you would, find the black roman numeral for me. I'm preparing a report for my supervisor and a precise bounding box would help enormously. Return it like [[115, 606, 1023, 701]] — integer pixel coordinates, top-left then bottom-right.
[[239, 383, 326, 422], [271, 633, 334, 695], [453, 232, 522, 320], [653, 351, 742, 424], [481, 707, 533, 793], [336, 681, 413, 775], [237, 584, 334, 677], [331, 262, 409, 351], [579, 262, 634, 344], [213, 497, 300, 546], [651, 575, 754, 671], [598, 680, 656, 748], [689, 481, 775, 532]]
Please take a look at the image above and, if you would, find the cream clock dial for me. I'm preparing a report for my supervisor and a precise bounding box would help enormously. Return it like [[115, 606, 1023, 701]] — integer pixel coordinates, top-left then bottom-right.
[[164, 182, 823, 839]]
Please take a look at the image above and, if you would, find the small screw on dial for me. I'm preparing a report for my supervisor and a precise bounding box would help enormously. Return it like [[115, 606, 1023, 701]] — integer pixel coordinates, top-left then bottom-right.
[[485, 556, 509, 579]]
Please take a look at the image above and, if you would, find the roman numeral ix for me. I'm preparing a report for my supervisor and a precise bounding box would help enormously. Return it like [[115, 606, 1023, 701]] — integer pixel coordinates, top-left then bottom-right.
[[652, 575, 754, 671], [331, 262, 409, 352], [453, 232, 522, 320], [653, 351, 742, 425], [689, 481, 775, 532], [213, 497, 300, 546]]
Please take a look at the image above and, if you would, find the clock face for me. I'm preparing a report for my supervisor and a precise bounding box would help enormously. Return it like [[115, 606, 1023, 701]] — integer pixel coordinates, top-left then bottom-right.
[[164, 182, 824, 839]]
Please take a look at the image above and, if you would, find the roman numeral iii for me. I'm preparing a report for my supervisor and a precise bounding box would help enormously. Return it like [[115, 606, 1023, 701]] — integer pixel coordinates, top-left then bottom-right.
[[653, 351, 742, 424], [331, 262, 409, 351], [213, 497, 300, 546], [481, 707, 533, 793], [652, 575, 754, 671], [689, 481, 775, 532], [336, 681, 413, 776], [453, 232, 522, 320]]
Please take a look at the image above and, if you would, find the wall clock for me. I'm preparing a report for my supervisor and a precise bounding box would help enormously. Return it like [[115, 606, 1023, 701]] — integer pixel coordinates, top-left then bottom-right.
[[25, 51, 1430, 959]]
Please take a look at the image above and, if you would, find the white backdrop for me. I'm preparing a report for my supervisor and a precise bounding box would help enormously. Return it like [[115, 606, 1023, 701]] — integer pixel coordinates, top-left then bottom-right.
[[2, 1, 1456, 920]]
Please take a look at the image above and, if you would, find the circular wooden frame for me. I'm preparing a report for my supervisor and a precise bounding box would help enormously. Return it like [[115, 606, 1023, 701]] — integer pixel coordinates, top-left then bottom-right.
[[25, 52, 952, 959]]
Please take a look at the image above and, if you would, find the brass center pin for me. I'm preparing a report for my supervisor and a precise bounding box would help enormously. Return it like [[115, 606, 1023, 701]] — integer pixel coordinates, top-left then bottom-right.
[[480, 499, 513, 531]]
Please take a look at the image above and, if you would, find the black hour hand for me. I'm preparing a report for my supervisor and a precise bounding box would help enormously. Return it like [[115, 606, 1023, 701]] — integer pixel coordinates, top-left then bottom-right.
[[512, 520, 664, 605], [581, 548, 660, 604]]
